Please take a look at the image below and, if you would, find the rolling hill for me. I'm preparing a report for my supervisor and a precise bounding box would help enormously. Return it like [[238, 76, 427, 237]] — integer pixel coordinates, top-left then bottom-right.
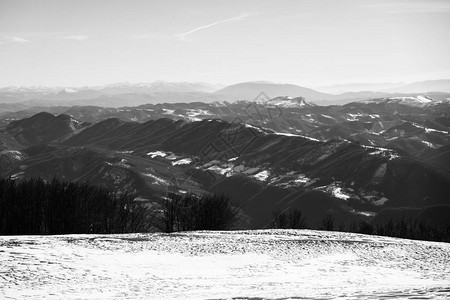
[[1, 110, 449, 229]]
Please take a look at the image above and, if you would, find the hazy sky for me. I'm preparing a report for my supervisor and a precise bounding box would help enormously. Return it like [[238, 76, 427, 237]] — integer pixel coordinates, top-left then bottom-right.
[[1, 0, 450, 87]]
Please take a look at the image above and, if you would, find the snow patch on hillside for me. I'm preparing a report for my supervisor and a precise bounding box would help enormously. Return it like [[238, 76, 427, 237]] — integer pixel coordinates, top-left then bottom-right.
[[10, 172, 24, 180], [269, 172, 316, 188], [147, 150, 168, 158], [332, 187, 350, 200], [142, 172, 169, 186], [321, 114, 334, 119], [273, 132, 320, 142], [253, 170, 270, 181], [0, 150, 24, 160], [162, 109, 175, 115], [422, 140, 438, 148], [388, 96, 434, 107], [117, 150, 134, 154], [265, 96, 317, 108], [424, 127, 448, 134], [172, 158, 192, 166], [362, 145, 400, 160]]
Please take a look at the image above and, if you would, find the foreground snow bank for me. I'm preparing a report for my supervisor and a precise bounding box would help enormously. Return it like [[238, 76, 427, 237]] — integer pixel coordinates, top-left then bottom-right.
[[1, 230, 449, 299]]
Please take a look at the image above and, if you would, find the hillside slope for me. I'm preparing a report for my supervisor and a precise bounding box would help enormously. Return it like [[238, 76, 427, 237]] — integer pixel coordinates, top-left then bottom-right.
[[1, 230, 449, 299]]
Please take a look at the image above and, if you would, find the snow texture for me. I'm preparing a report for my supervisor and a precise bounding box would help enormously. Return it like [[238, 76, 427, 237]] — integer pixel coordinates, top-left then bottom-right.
[[1, 230, 449, 299]]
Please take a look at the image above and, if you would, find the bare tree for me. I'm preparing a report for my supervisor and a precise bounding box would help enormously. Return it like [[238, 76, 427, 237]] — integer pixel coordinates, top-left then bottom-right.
[[272, 209, 307, 229], [320, 214, 334, 231], [159, 193, 238, 232]]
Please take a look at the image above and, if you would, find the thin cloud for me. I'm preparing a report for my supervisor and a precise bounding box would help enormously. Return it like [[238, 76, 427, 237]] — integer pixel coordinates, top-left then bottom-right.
[[63, 35, 89, 41], [7, 37, 31, 43], [176, 13, 253, 41]]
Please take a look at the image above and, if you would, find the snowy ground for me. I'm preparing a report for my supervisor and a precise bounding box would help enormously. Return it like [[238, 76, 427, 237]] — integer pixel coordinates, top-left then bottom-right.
[[1, 230, 449, 299]]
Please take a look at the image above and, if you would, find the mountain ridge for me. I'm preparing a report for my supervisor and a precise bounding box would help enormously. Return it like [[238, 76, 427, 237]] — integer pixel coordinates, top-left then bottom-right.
[[1, 111, 449, 228], [2, 79, 449, 108]]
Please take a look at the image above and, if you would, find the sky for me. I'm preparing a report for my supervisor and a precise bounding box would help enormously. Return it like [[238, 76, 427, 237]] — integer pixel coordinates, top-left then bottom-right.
[[1, 0, 450, 88]]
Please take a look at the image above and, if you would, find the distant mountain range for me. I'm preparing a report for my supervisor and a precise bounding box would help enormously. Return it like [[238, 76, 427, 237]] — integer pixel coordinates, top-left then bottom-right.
[[317, 79, 450, 94], [1, 79, 450, 109]]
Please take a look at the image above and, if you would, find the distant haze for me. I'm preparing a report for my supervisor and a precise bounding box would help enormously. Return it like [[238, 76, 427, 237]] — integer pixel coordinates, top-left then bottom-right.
[[1, 0, 450, 87]]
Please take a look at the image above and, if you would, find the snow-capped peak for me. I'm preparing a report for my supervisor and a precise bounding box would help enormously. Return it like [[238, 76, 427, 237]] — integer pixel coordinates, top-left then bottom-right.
[[265, 96, 317, 108], [387, 95, 434, 107], [63, 88, 78, 93], [0, 86, 59, 93]]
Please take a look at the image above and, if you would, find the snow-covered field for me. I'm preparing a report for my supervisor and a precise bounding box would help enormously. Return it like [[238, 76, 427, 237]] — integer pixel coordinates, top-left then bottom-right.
[[1, 230, 449, 299]]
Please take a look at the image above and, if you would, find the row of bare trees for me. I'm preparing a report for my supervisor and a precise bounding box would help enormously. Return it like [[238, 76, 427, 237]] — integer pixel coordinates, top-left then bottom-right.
[[0, 178, 151, 234], [158, 193, 238, 232], [0, 177, 239, 235], [271, 209, 307, 229], [1, 176, 447, 242], [271, 209, 449, 242]]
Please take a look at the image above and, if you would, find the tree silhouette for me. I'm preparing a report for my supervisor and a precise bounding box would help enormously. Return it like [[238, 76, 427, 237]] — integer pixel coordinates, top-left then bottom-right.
[[272, 209, 307, 229], [0, 177, 151, 235], [159, 193, 238, 232]]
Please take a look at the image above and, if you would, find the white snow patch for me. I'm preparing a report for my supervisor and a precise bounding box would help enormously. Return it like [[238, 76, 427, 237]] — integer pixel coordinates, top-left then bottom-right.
[[253, 170, 270, 181], [417, 95, 433, 103], [244, 123, 265, 132], [422, 140, 437, 148], [186, 109, 210, 117], [10, 172, 24, 180], [389, 96, 434, 106], [362, 145, 400, 160], [147, 151, 168, 158], [207, 165, 233, 175], [332, 187, 350, 200], [117, 150, 134, 154], [356, 211, 376, 217], [273, 132, 320, 142], [294, 174, 310, 184], [172, 158, 192, 166], [347, 113, 365, 121], [64, 88, 77, 93], [142, 172, 169, 186], [424, 127, 448, 134], [162, 109, 175, 114], [0, 150, 24, 160]]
